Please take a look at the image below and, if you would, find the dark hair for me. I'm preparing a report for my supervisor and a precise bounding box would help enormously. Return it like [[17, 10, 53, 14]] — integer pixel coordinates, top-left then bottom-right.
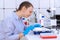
[[16, 1, 33, 11]]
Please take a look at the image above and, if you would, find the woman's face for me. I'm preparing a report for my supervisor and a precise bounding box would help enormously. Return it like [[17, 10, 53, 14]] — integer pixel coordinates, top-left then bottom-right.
[[23, 6, 33, 18]]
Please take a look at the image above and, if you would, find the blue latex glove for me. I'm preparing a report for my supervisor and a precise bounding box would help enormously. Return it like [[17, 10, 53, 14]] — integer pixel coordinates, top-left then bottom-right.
[[23, 23, 41, 35]]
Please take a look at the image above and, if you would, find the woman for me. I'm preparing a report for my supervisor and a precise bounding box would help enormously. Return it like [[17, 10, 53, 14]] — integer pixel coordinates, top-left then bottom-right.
[[0, 1, 41, 40]]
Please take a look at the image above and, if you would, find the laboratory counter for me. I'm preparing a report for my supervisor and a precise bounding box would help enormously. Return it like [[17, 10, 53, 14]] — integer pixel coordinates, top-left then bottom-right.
[[20, 34, 60, 40]]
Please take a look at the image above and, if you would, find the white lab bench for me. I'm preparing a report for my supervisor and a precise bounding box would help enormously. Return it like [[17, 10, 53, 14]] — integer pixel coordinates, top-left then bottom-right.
[[25, 34, 60, 40], [20, 32, 60, 40], [20, 28, 60, 40]]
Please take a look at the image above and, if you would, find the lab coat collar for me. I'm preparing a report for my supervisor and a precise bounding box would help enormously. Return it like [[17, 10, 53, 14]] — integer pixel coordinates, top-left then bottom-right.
[[13, 12, 22, 20]]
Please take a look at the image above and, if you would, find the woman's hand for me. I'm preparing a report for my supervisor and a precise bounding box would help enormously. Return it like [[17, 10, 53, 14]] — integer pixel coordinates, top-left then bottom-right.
[[19, 33, 24, 39]]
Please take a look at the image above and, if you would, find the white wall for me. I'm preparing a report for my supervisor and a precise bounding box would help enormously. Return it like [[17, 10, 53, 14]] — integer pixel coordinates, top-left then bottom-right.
[[55, 0, 60, 15], [0, 0, 17, 21], [0, 9, 4, 21], [0, 0, 3, 8], [0, 0, 60, 21]]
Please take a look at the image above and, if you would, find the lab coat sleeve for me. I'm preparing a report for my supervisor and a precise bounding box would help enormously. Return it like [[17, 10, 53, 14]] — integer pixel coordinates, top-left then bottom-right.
[[5, 34, 19, 40], [0, 19, 19, 40]]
